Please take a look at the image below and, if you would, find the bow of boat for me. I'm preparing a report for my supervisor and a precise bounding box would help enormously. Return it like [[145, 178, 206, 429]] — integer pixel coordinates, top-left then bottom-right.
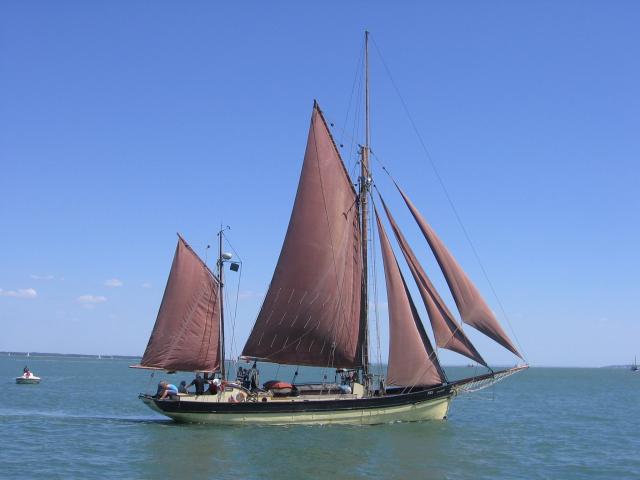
[[451, 364, 529, 395]]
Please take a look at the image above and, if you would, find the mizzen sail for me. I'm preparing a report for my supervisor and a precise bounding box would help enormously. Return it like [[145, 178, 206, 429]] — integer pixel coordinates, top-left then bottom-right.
[[378, 194, 486, 366], [397, 186, 522, 359], [139, 235, 221, 372], [376, 210, 445, 387], [241, 103, 364, 368]]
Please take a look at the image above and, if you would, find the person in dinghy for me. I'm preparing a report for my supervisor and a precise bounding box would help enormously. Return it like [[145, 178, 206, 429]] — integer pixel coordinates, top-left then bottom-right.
[[16, 366, 41, 384]]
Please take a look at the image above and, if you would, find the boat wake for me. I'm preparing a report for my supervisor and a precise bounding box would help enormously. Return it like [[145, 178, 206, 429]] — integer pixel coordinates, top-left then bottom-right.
[[0, 410, 169, 424]]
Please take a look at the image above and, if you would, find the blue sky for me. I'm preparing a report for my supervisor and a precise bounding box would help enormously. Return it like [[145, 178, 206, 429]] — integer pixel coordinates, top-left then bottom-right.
[[1, 1, 638, 366]]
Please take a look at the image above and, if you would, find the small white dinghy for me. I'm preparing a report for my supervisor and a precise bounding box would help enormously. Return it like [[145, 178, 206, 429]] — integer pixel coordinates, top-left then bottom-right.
[[16, 371, 40, 384]]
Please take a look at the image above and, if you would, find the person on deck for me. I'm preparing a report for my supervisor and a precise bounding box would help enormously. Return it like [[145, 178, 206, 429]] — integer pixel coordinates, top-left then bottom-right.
[[178, 380, 188, 394], [187, 373, 206, 395], [248, 362, 259, 391], [207, 378, 222, 395], [237, 366, 248, 389], [158, 381, 179, 400]]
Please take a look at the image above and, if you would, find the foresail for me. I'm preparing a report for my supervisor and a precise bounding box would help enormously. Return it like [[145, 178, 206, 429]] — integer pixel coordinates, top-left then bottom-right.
[[376, 210, 445, 387], [241, 102, 363, 368], [378, 194, 487, 366], [140, 235, 221, 372], [397, 185, 522, 359]]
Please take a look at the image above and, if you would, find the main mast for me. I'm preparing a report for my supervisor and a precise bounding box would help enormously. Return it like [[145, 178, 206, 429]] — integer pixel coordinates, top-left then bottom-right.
[[359, 30, 371, 380]]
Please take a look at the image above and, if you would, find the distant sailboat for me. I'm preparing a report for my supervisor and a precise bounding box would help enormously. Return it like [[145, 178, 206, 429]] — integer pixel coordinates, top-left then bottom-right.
[[132, 32, 528, 425], [632, 357, 638, 372]]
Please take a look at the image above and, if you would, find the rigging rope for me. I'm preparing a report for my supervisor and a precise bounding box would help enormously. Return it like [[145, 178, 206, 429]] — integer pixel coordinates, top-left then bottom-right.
[[346, 59, 364, 179], [369, 196, 384, 379], [453, 367, 522, 394], [221, 231, 243, 370], [367, 34, 526, 361], [339, 40, 365, 169]]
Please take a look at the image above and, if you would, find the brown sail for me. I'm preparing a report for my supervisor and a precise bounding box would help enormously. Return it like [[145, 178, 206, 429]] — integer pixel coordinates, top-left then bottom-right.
[[376, 210, 445, 387], [397, 185, 522, 358], [139, 235, 221, 372], [241, 102, 363, 368], [378, 194, 486, 366]]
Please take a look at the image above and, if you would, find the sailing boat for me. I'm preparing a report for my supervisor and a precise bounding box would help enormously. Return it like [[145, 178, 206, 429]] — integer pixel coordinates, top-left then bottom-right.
[[632, 357, 638, 372], [133, 32, 527, 425]]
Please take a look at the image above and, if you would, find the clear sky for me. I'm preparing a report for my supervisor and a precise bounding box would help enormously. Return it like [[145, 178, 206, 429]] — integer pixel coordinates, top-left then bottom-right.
[[1, 1, 638, 367]]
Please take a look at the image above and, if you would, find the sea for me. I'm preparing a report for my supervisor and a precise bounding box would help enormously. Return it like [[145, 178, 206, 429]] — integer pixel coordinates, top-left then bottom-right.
[[0, 356, 638, 480]]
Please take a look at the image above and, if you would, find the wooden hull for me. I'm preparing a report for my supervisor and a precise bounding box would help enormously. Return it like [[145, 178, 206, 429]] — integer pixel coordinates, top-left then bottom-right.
[[140, 385, 453, 426], [139, 366, 527, 425]]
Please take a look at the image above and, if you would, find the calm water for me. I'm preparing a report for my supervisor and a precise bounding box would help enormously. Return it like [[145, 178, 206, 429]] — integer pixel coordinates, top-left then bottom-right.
[[0, 356, 638, 479]]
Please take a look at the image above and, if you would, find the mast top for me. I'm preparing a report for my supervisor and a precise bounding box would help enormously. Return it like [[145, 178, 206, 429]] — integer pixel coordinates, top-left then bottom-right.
[[364, 30, 371, 154]]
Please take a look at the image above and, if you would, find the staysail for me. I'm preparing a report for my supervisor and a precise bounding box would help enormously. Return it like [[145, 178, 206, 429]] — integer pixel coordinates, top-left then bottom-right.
[[139, 235, 221, 372], [241, 102, 364, 368], [376, 210, 445, 387], [378, 194, 486, 366], [397, 186, 522, 358]]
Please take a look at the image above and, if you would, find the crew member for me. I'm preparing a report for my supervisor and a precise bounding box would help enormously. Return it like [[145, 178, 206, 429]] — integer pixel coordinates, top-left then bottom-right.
[[178, 380, 188, 394], [158, 381, 179, 400], [187, 373, 206, 395], [248, 362, 259, 391]]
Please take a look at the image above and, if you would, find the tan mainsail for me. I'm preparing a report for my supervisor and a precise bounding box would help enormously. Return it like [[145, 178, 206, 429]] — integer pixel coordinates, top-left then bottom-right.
[[241, 103, 364, 368], [140, 235, 221, 372], [376, 210, 445, 387], [379, 194, 486, 366], [396, 185, 522, 358]]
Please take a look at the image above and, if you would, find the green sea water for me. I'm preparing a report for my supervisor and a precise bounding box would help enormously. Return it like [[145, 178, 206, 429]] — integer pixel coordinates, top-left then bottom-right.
[[0, 356, 638, 479]]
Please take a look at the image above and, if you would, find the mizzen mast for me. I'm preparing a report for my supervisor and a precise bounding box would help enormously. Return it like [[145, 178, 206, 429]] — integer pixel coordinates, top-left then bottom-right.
[[359, 30, 372, 380], [217, 228, 226, 379]]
